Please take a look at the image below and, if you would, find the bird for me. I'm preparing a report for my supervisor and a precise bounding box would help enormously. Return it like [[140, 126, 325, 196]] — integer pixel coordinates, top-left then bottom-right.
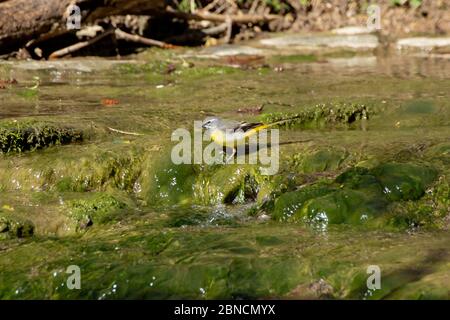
[[201, 116, 299, 162]]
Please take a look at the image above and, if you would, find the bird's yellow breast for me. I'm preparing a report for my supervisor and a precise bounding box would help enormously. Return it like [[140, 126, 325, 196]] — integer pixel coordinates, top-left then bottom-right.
[[210, 129, 246, 146]]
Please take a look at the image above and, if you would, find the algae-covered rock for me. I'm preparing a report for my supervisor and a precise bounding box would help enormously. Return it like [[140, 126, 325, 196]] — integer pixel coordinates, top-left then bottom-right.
[[272, 184, 334, 222], [293, 148, 349, 173], [0, 120, 83, 154], [272, 162, 439, 229], [298, 189, 383, 227], [261, 102, 370, 129], [372, 163, 437, 201], [193, 165, 259, 205], [66, 193, 127, 229], [0, 141, 147, 193], [0, 214, 34, 239]]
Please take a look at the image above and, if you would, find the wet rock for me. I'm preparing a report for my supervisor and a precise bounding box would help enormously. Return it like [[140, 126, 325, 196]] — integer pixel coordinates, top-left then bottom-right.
[[396, 37, 450, 52], [372, 163, 437, 201], [287, 279, 334, 299], [145, 161, 197, 206], [272, 184, 334, 222], [260, 34, 378, 50], [194, 165, 259, 205], [66, 193, 127, 229], [196, 45, 266, 58], [272, 162, 439, 229], [11, 59, 137, 72], [261, 103, 370, 129], [293, 148, 349, 173]]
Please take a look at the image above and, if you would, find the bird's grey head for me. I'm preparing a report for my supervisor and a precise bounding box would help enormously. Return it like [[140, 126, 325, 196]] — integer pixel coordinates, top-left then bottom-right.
[[202, 117, 220, 129]]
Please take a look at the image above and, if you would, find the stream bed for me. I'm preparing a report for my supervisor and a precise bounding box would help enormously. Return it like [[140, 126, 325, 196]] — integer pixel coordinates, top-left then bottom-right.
[[0, 43, 449, 299]]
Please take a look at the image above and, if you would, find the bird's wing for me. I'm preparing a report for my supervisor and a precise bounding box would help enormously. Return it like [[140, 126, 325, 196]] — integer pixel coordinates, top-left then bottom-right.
[[233, 122, 264, 133]]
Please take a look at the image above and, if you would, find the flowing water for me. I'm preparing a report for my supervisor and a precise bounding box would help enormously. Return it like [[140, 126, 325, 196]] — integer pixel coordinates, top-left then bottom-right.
[[0, 47, 449, 299]]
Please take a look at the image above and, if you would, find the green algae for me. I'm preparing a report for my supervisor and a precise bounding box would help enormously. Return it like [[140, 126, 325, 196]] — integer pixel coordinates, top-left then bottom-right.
[[271, 162, 439, 229], [66, 193, 128, 229], [0, 120, 83, 154], [292, 147, 349, 173], [0, 52, 449, 299], [0, 214, 34, 240], [261, 102, 370, 129]]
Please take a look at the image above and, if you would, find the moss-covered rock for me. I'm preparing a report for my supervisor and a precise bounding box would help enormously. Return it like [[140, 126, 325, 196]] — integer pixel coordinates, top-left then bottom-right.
[[271, 162, 439, 229], [260, 102, 370, 129], [272, 183, 334, 222], [371, 163, 437, 201], [66, 193, 128, 230], [292, 148, 349, 173], [0, 214, 34, 239], [0, 121, 82, 154], [193, 165, 259, 205]]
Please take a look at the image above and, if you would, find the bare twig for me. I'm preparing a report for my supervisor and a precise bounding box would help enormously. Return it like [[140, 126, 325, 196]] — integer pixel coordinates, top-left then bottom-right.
[[114, 28, 176, 49], [202, 0, 222, 11], [48, 29, 114, 59], [107, 127, 144, 136]]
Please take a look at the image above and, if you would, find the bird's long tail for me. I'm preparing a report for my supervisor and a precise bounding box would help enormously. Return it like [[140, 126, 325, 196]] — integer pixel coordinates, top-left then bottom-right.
[[252, 115, 302, 132]]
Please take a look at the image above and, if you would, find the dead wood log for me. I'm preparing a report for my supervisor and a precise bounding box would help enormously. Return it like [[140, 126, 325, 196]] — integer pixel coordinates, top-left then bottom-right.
[[166, 7, 282, 24], [0, 0, 164, 54]]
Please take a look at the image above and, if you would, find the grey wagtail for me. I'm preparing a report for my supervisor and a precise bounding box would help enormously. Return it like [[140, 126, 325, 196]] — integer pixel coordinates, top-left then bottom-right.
[[201, 116, 299, 161]]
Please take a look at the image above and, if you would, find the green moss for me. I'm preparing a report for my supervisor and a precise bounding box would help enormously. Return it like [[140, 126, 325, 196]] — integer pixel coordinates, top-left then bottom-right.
[[66, 193, 127, 229], [194, 165, 259, 205], [272, 183, 335, 221], [260, 103, 370, 129], [293, 148, 349, 173], [180, 65, 239, 79], [0, 214, 34, 239], [372, 163, 437, 201], [0, 121, 82, 154], [272, 162, 439, 229]]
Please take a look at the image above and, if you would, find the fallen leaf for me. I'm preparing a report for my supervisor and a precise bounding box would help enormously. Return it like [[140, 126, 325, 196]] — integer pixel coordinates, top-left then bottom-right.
[[236, 105, 264, 114], [101, 98, 119, 106]]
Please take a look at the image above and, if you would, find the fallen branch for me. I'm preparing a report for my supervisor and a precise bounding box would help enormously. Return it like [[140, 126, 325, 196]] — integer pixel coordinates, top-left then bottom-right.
[[114, 28, 176, 49], [48, 27, 176, 59], [166, 6, 282, 24], [107, 127, 144, 136], [202, 22, 228, 35], [224, 15, 232, 43], [48, 28, 114, 59]]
